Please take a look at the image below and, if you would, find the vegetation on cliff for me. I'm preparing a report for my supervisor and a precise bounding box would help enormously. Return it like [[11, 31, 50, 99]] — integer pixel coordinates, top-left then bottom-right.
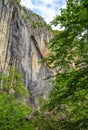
[[0, 0, 88, 130], [0, 68, 33, 130], [21, 5, 52, 30], [28, 0, 88, 129], [38, 0, 88, 129]]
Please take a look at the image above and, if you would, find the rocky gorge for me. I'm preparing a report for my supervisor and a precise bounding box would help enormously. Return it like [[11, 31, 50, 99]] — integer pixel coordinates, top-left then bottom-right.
[[0, 0, 53, 107]]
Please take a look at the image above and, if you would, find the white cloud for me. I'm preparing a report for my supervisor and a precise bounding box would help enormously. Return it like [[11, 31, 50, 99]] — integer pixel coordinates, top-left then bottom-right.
[[21, 0, 66, 30]]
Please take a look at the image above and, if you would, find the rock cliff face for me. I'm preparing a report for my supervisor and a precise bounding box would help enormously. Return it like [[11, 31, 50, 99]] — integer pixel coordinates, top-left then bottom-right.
[[0, 0, 53, 107]]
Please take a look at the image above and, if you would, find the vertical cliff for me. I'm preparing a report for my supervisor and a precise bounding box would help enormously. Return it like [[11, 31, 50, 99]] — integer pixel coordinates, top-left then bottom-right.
[[0, 0, 53, 106]]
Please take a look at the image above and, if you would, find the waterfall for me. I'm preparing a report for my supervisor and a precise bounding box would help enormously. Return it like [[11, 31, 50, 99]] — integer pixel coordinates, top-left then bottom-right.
[[23, 26, 29, 88]]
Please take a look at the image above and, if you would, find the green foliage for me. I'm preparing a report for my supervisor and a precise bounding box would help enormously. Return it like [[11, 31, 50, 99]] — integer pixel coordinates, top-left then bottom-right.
[[22, 6, 28, 14], [49, 0, 88, 70], [1, 0, 88, 129], [14, 0, 21, 4], [13, 0, 21, 8], [46, 24, 52, 30], [23, 0, 88, 129], [32, 21, 38, 28], [45, 69, 88, 129], [17, 0, 21, 3], [0, 68, 34, 130], [1, 68, 29, 98], [32, 0, 88, 129]]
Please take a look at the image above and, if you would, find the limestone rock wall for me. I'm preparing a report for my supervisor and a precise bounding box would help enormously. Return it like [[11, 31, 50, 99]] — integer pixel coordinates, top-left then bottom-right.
[[0, 0, 53, 106]]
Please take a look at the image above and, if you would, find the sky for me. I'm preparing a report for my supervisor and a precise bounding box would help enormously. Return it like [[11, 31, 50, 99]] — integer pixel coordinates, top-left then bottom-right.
[[21, 0, 66, 29]]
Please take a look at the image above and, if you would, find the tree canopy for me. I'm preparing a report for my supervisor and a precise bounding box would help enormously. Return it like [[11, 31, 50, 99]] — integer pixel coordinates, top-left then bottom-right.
[[0, 0, 88, 129], [0, 68, 34, 130], [39, 0, 88, 129]]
